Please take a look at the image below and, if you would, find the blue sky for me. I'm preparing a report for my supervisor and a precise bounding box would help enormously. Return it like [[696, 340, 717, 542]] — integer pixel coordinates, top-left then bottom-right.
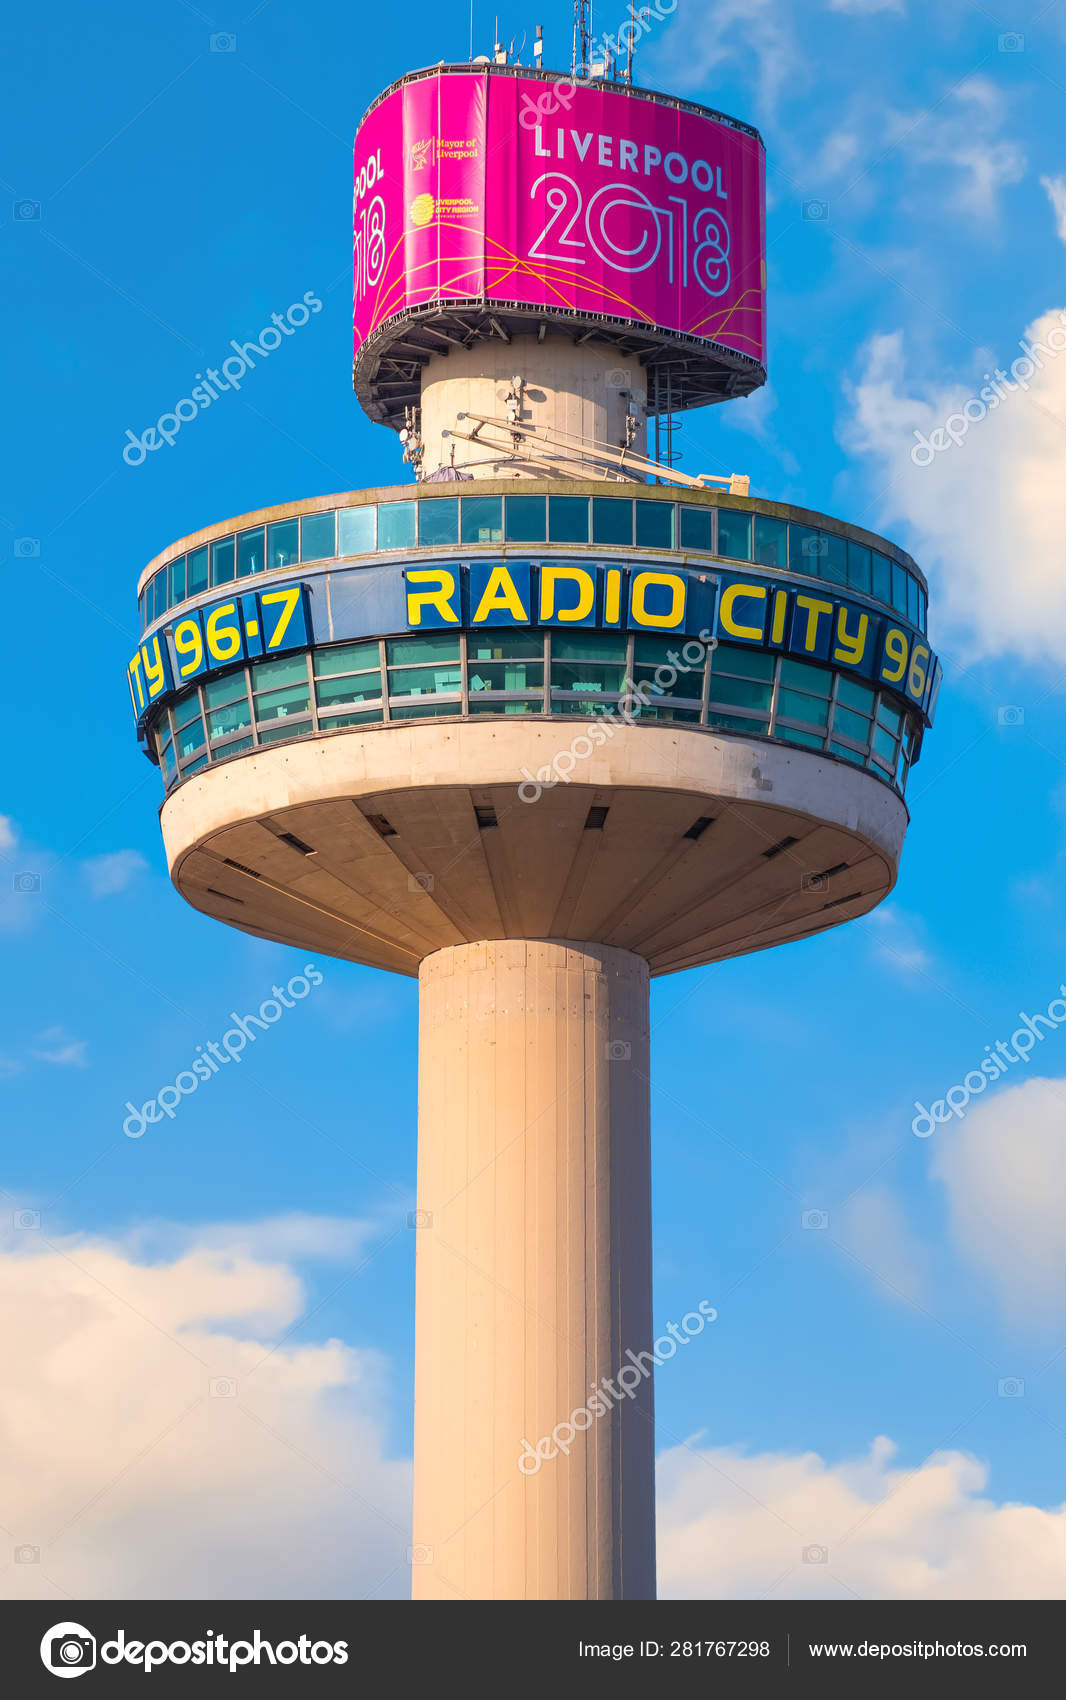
[[4, 0, 1066, 1600]]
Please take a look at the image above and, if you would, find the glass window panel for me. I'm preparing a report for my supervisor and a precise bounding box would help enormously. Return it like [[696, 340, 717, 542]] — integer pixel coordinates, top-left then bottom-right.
[[550, 632, 626, 662], [679, 506, 713, 551], [255, 683, 311, 722], [753, 515, 787, 569], [187, 545, 209, 596], [821, 532, 847, 585], [872, 724, 898, 763], [468, 631, 545, 659], [173, 691, 203, 731], [237, 527, 264, 577], [877, 701, 902, 735], [378, 501, 416, 550], [627, 703, 701, 724], [267, 518, 299, 571], [387, 634, 460, 665], [872, 552, 892, 603], [159, 743, 176, 783], [504, 494, 547, 542], [706, 710, 770, 735], [777, 689, 829, 728], [551, 662, 627, 693], [891, 560, 909, 614], [208, 700, 252, 739], [139, 589, 147, 632], [176, 716, 205, 758], [461, 495, 503, 544], [181, 752, 209, 774], [548, 495, 589, 543], [631, 661, 703, 702], [708, 674, 772, 712], [717, 508, 751, 561], [337, 506, 376, 554], [836, 676, 875, 713], [252, 653, 309, 692], [779, 727, 825, 750], [204, 673, 249, 710], [554, 698, 624, 716], [418, 498, 459, 547], [592, 496, 633, 546], [155, 718, 172, 759], [469, 698, 543, 715], [216, 734, 254, 757], [779, 657, 832, 696], [847, 541, 872, 593], [388, 664, 462, 697], [907, 573, 919, 625], [713, 643, 775, 680], [829, 740, 866, 766], [258, 718, 312, 743], [314, 640, 380, 676], [832, 705, 872, 743], [300, 510, 335, 562], [917, 586, 927, 630], [211, 537, 235, 585], [169, 555, 186, 605], [316, 671, 382, 707], [466, 662, 543, 692], [635, 500, 673, 548], [790, 525, 827, 575], [389, 701, 461, 720], [150, 569, 167, 621], [320, 709, 384, 728]]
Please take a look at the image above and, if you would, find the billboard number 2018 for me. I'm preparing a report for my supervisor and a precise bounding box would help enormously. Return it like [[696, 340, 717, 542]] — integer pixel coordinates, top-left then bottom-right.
[[529, 173, 730, 297]]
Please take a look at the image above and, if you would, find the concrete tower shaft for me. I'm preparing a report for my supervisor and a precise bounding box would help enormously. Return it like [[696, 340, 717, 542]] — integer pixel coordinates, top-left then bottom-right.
[[413, 940, 654, 1599]]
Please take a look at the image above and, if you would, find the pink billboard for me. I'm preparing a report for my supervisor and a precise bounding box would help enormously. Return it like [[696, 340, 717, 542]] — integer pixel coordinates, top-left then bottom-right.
[[354, 71, 766, 369]]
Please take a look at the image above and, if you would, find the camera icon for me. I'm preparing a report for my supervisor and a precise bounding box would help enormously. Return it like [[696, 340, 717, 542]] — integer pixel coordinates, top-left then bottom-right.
[[802, 873, 828, 893], [605, 1040, 631, 1062], [407, 1209, 433, 1229], [997, 1377, 1025, 1398], [605, 367, 632, 388], [802, 1544, 829, 1564], [13, 199, 41, 220], [802, 199, 829, 221], [406, 1544, 433, 1564], [408, 871, 434, 893], [15, 1543, 40, 1563], [13, 871, 41, 893], [210, 32, 237, 51], [14, 1209, 40, 1230], [802, 1209, 829, 1231], [41, 1623, 96, 1677], [15, 537, 40, 557], [997, 705, 1024, 727], [801, 535, 829, 558], [209, 1376, 238, 1398], [998, 32, 1024, 52]]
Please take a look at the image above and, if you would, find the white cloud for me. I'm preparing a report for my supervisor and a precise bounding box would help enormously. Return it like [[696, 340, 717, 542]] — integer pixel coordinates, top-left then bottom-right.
[[31, 1027, 88, 1068], [0, 1217, 409, 1599], [649, 0, 799, 120], [658, 1434, 1066, 1598], [0, 816, 16, 853], [837, 1186, 927, 1303], [843, 317, 1066, 663], [931, 1075, 1066, 1322], [888, 76, 1024, 221], [1041, 174, 1066, 245], [81, 850, 148, 898], [864, 906, 932, 975]]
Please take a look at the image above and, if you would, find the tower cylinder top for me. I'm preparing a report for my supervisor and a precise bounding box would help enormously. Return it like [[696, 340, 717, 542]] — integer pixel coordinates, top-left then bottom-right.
[[352, 63, 767, 473]]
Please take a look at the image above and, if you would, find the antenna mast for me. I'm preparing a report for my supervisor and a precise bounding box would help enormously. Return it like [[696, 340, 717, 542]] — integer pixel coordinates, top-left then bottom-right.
[[572, 0, 591, 77]]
